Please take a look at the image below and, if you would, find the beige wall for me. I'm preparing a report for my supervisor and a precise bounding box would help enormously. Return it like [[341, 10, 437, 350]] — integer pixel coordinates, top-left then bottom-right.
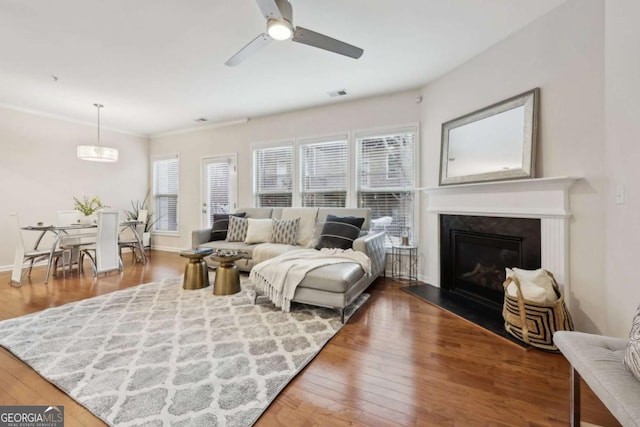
[[419, 0, 607, 333], [0, 106, 150, 268], [605, 0, 640, 337], [150, 91, 422, 251]]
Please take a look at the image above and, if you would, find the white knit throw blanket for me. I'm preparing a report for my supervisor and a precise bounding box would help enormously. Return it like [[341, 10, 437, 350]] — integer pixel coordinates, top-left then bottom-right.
[[251, 243, 293, 266], [250, 248, 372, 312]]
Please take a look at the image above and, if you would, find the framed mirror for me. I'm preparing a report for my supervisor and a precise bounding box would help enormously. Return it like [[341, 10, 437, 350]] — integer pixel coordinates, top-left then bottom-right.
[[439, 88, 539, 185]]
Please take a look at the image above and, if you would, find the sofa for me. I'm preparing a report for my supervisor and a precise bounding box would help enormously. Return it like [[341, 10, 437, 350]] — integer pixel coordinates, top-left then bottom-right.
[[191, 207, 387, 321]]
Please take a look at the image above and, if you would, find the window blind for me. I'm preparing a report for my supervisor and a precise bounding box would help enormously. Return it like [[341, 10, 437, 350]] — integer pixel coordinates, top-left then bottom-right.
[[253, 145, 293, 207], [153, 156, 179, 232], [206, 160, 230, 226], [300, 139, 348, 207], [356, 130, 416, 244]]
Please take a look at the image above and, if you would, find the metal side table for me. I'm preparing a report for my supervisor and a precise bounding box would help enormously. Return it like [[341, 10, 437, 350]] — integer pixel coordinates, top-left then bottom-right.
[[180, 248, 213, 290], [210, 250, 249, 296], [391, 244, 418, 282]]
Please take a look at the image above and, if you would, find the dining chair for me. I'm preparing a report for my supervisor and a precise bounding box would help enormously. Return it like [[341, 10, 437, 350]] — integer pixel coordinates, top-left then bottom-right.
[[57, 210, 83, 271], [80, 210, 123, 277], [136, 209, 148, 249], [137, 209, 150, 251], [8, 212, 65, 287], [119, 209, 147, 263]]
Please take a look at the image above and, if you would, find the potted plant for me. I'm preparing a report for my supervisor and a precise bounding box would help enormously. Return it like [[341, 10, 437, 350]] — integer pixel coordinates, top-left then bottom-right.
[[123, 190, 160, 247], [73, 196, 109, 223]]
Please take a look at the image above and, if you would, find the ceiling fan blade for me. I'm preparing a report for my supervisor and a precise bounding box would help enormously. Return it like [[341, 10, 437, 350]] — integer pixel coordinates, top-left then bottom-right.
[[292, 26, 363, 59], [225, 33, 272, 66], [255, 0, 283, 20]]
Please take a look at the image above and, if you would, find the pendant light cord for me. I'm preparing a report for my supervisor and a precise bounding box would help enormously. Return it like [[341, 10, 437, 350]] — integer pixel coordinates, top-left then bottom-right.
[[93, 103, 103, 145]]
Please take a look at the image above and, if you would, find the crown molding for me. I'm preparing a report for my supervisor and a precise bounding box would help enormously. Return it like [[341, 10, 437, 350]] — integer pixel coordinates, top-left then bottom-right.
[[0, 102, 146, 138], [150, 118, 250, 139]]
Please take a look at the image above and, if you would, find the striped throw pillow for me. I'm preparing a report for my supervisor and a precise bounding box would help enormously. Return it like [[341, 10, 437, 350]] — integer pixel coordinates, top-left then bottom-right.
[[210, 212, 246, 241], [271, 217, 300, 245], [315, 215, 365, 250], [225, 216, 248, 242]]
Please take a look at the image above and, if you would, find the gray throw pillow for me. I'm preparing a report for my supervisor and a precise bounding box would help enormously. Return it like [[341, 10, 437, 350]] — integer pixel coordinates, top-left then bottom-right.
[[315, 214, 365, 250], [271, 217, 300, 245], [225, 216, 248, 242], [624, 303, 640, 381], [211, 212, 246, 241]]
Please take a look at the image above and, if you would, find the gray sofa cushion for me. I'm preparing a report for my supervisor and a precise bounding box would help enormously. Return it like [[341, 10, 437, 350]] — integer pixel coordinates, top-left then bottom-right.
[[299, 263, 365, 293], [242, 207, 273, 219]]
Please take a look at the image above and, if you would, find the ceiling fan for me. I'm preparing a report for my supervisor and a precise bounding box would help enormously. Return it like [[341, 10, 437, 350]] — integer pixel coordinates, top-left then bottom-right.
[[225, 0, 364, 66]]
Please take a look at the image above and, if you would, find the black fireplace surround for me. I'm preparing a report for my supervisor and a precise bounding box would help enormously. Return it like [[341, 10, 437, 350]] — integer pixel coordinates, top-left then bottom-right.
[[440, 215, 541, 311]]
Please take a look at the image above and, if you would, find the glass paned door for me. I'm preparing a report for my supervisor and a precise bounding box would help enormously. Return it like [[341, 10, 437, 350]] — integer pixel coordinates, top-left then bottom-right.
[[202, 155, 237, 228]]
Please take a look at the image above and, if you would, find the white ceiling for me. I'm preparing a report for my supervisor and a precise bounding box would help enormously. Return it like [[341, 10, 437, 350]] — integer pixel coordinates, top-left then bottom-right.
[[0, 0, 566, 136]]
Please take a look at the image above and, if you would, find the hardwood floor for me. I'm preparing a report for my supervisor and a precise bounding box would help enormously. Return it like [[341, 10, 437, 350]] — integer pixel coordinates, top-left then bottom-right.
[[0, 251, 619, 426]]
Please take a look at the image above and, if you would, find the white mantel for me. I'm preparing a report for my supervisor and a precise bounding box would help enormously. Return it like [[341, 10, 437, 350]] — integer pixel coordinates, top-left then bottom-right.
[[421, 177, 580, 306]]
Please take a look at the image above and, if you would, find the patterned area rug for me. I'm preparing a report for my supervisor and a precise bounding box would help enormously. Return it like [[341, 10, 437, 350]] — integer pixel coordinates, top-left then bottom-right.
[[0, 275, 369, 426]]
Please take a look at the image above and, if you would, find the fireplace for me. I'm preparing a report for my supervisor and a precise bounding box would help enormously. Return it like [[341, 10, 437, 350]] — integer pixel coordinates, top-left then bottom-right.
[[440, 215, 541, 311]]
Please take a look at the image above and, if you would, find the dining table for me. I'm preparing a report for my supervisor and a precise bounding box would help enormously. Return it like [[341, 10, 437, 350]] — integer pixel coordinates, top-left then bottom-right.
[[22, 220, 146, 284]]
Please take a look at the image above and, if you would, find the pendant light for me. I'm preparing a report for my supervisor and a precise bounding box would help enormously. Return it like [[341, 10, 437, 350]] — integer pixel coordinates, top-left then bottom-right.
[[77, 103, 118, 162]]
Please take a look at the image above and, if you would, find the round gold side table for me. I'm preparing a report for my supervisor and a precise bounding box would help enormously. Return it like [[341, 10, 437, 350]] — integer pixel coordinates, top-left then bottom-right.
[[210, 251, 247, 296], [179, 248, 213, 290]]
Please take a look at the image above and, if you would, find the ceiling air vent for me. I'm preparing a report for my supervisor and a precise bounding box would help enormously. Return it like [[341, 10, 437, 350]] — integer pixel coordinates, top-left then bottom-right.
[[327, 89, 348, 97], [194, 117, 208, 123]]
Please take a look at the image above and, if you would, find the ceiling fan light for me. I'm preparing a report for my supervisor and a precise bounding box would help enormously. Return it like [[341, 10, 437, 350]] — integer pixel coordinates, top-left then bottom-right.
[[267, 19, 293, 40]]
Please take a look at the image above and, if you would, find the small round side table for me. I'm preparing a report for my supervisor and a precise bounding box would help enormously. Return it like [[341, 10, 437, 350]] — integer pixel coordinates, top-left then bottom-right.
[[391, 243, 418, 283], [210, 251, 248, 296], [179, 248, 213, 290]]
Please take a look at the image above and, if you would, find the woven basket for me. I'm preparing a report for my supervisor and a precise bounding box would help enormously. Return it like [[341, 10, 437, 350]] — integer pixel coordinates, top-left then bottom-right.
[[502, 270, 573, 351]]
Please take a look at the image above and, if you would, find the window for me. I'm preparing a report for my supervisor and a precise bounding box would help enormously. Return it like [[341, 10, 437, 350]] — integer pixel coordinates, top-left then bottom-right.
[[356, 128, 416, 246], [250, 125, 418, 245], [300, 138, 348, 207], [253, 144, 293, 207], [152, 155, 179, 232]]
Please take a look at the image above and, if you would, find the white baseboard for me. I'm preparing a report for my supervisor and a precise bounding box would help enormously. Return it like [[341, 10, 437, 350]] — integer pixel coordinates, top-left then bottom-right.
[[0, 246, 182, 273], [150, 245, 182, 253], [0, 261, 48, 273]]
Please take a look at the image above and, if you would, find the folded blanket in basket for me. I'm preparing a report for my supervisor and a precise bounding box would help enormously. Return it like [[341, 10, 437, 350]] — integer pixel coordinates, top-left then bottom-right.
[[250, 248, 371, 312], [505, 268, 558, 303]]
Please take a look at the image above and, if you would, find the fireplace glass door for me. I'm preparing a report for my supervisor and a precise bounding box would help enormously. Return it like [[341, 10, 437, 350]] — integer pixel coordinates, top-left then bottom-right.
[[453, 232, 521, 307], [440, 215, 541, 312]]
